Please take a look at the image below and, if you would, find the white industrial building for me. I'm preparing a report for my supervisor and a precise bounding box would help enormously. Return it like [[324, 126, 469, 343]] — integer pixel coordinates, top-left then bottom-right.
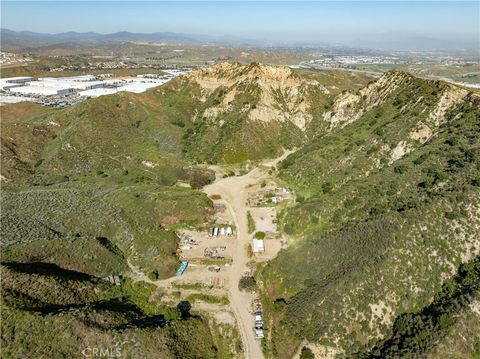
[[10, 85, 72, 96], [36, 77, 106, 90], [0, 77, 36, 91], [1, 69, 190, 105], [5, 76, 36, 84]]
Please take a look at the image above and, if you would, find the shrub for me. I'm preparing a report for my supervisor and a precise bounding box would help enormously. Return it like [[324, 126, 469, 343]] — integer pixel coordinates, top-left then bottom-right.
[[254, 231, 266, 240], [394, 164, 408, 174], [247, 211, 255, 234], [147, 271, 159, 281], [471, 179, 480, 187], [322, 182, 333, 194], [359, 257, 480, 358], [186, 293, 229, 305], [414, 153, 429, 165], [283, 223, 294, 235], [300, 347, 315, 359], [238, 276, 256, 291]]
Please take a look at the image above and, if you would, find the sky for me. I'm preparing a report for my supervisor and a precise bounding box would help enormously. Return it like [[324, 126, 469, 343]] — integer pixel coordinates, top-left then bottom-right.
[[1, 1, 479, 50]]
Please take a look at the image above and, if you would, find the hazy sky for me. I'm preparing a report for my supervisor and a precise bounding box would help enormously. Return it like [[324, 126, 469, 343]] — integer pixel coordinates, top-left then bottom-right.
[[1, 1, 479, 50]]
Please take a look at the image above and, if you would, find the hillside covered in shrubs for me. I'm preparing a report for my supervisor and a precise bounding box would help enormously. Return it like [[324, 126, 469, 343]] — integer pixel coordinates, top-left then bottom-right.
[[258, 72, 480, 358], [1, 63, 479, 358]]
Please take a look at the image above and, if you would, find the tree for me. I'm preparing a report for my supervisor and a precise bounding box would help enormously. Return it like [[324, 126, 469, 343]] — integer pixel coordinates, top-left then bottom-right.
[[147, 271, 158, 281], [322, 182, 333, 194], [300, 346, 315, 359], [238, 276, 256, 291], [254, 231, 265, 240]]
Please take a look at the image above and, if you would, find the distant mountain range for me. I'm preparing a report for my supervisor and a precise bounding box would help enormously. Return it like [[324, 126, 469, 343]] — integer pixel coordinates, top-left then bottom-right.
[[0, 28, 268, 50], [2, 28, 478, 54]]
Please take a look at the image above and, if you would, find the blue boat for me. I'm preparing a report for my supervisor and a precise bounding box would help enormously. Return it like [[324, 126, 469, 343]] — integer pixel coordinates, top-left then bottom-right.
[[176, 261, 189, 276]]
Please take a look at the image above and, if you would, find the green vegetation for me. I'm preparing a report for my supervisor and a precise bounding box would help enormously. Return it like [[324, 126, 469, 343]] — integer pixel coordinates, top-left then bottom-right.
[[300, 346, 315, 359], [354, 256, 480, 358], [238, 276, 257, 291], [2, 63, 479, 358], [156, 62, 370, 164], [424, 292, 480, 359], [173, 282, 214, 290], [0, 261, 238, 358], [186, 293, 230, 306], [0, 93, 214, 278], [258, 72, 480, 358], [147, 271, 159, 281], [163, 78, 304, 163], [0, 185, 211, 277], [1, 236, 127, 277], [254, 231, 266, 239], [121, 279, 180, 318], [247, 210, 256, 233], [246, 243, 254, 259], [0, 66, 249, 358]]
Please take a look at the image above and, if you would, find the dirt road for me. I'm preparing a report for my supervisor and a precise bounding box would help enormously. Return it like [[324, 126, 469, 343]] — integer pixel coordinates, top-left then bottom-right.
[[125, 151, 292, 359], [203, 151, 292, 359]]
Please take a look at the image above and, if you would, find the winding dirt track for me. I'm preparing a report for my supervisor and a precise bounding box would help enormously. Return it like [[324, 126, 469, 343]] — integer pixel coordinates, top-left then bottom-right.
[[203, 152, 292, 359], [126, 152, 291, 359]]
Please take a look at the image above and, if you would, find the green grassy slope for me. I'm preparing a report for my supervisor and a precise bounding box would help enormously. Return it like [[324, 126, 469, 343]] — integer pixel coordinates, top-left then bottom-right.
[[1, 63, 370, 177], [1, 263, 237, 359], [258, 73, 480, 358], [1, 184, 211, 277], [353, 256, 480, 358], [1, 64, 283, 358], [1, 86, 218, 277], [0, 91, 215, 186], [3, 63, 477, 358], [32, 93, 184, 185]]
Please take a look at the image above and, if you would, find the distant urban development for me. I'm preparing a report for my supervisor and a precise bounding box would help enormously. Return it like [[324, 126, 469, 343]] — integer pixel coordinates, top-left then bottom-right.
[[0, 69, 188, 106]]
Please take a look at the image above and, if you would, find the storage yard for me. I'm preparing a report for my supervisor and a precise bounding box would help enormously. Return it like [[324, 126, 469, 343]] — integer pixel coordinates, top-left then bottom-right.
[[176, 228, 235, 263], [122, 152, 293, 359], [174, 192, 236, 270], [246, 187, 293, 207], [0, 70, 190, 106]]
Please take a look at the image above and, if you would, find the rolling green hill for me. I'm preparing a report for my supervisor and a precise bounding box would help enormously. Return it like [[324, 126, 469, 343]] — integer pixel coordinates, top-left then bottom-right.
[[0, 62, 366, 281], [154, 62, 371, 163], [2, 62, 478, 358], [257, 72, 480, 358]]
